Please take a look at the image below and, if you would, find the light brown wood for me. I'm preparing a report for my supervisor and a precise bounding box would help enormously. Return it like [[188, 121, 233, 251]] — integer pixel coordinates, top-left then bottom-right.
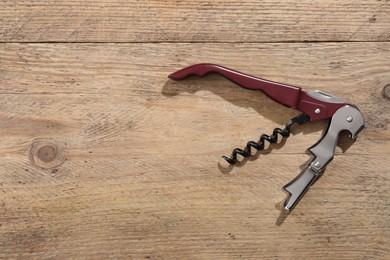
[[1, 0, 389, 258], [0, 0, 389, 42], [0, 43, 389, 259]]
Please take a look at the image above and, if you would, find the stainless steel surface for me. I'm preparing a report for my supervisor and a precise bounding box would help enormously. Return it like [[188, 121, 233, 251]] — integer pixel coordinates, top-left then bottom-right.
[[282, 105, 365, 213], [307, 90, 346, 103], [283, 166, 319, 212]]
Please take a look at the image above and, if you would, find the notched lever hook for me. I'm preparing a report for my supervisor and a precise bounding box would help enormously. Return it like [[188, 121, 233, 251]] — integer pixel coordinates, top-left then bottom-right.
[[169, 63, 365, 213]]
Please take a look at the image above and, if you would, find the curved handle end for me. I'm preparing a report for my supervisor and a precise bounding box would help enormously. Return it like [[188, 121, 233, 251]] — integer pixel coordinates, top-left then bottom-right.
[[168, 63, 217, 80]]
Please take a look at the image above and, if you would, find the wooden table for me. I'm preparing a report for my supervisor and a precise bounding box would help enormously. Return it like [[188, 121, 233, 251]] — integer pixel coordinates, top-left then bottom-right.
[[1, 1, 389, 259]]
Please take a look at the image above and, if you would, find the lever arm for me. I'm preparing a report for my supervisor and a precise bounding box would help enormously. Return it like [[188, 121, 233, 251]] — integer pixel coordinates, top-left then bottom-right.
[[169, 63, 302, 108]]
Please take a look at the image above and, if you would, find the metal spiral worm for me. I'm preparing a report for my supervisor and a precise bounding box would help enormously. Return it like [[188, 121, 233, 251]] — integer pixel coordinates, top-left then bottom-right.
[[222, 114, 310, 165]]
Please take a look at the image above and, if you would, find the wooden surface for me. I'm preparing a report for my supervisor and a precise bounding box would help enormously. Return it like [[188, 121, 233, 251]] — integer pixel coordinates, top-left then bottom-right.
[[1, 0, 390, 42], [0, 1, 389, 259]]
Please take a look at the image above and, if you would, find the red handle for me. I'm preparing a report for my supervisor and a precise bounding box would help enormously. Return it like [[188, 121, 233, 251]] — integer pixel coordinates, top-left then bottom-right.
[[169, 63, 302, 108], [169, 63, 351, 122]]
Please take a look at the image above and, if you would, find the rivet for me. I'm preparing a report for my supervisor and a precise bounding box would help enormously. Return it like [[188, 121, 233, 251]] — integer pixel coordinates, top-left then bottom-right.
[[314, 162, 321, 168], [314, 108, 321, 114], [346, 116, 353, 122]]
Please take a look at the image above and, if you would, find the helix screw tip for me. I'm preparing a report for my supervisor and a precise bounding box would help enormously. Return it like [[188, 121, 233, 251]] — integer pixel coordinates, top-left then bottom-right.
[[222, 155, 236, 165]]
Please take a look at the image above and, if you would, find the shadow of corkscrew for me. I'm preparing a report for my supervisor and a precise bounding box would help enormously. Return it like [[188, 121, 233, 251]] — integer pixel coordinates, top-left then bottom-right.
[[162, 73, 357, 224]]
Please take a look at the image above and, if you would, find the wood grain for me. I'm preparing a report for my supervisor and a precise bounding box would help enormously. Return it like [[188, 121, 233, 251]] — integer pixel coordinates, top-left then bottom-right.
[[0, 43, 389, 259], [0, 0, 389, 43]]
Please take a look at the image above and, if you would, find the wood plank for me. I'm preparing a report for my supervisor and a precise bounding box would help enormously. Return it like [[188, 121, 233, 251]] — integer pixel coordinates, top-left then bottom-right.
[[0, 43, 389, 259], [0, 0, 389, 43]]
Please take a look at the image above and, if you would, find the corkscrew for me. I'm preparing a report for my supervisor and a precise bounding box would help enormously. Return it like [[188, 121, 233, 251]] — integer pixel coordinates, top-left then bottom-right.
[[168, 63, 365, 213], [222, 113, 309, 165]]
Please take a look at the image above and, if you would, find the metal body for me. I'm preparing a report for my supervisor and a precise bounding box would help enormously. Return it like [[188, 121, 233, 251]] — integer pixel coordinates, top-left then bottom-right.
[[169, 63, 365, 213]]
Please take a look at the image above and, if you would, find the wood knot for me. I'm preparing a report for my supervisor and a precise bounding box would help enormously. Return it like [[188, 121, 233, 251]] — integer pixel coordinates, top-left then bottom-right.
[[382, 84, 390, 99], [38, 145, 56, 162], [30, 139, 65, 169]]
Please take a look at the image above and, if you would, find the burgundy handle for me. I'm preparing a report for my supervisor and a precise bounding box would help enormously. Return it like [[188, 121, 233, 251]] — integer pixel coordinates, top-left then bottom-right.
[[169, 63, 302, 108]]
